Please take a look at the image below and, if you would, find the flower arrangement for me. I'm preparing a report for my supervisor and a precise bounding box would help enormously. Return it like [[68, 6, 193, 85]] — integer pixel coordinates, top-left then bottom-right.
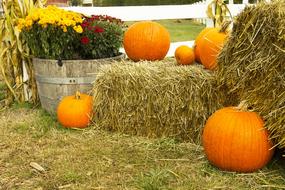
[[17, 5, 125, 60], [79, 15, 124, 59], [18, 5, 83, 59]]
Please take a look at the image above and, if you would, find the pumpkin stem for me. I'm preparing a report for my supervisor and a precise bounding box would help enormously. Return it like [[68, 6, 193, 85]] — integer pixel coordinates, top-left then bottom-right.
[[219, 20, 231, 33], [236, 100, 248, 111], [75, 91, 81, 100]]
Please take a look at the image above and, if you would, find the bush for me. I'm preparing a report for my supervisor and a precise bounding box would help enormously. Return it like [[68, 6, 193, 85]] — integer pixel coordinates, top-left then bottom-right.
[[79, 15, 125, 59]]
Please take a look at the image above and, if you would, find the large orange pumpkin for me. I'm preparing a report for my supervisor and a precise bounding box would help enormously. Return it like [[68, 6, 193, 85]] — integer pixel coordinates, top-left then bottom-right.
[[199, 23, 229, 70], [175, 45, 195, 65], [202, 102, 274, 173], [123, 21, 170, 61], [194, 27, 214, 63], [57, 91, 93, 128]]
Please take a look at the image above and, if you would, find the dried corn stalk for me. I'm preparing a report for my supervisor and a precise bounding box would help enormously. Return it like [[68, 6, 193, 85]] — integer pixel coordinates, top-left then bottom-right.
[[0, 0, 46, 105], [206, 0, 232, 28]]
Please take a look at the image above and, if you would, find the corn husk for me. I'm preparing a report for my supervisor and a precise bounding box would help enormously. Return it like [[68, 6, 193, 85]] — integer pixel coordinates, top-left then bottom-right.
[[207, 0, 232, 27], [217, 1, 285, 150], [92, 60, 225, 143], [0, 0, 46, 106]]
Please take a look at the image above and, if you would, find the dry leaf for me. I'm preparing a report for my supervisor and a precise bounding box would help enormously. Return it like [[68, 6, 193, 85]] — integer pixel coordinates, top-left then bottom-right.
[[87, 171, 93, 176], [29, 162, 46, 173], [58, 184, 72, 189]]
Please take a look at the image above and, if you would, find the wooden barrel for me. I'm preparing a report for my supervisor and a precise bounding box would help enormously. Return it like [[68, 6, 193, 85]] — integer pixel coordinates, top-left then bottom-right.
[[33, 54, 124, 114]]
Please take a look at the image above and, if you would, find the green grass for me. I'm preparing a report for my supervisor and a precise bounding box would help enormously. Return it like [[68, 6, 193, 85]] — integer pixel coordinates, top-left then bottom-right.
[[157, 19, 205, 42], [135, 168, 174, 190], [0, 108, 284, 189], [126, 19, 205, 42]]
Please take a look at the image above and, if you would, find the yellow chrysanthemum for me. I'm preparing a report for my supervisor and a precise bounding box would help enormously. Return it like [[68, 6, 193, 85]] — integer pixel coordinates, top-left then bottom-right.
[[25, 19, 33, 28], [17, 18, 25, 31], [18, 5, 83, 29], [62, 26, 67, 32], [73, 25, 83, 33], [17, 5, 83, 35]]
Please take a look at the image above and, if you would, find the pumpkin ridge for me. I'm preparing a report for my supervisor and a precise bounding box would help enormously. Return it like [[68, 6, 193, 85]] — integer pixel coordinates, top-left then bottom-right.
[[219, 112, 229, 170], [226, 111, 237, 171], [194, 27, 214, 63]]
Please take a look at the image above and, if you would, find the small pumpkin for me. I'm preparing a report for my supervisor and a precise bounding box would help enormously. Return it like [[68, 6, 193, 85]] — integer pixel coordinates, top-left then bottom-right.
[[57, 91, 93, 128], [194, 27, 214, 63], [202, 102, 274, 173], [175, 45, 195, 65], [199, 22, 230, 70], [123, 21, 170, 61]]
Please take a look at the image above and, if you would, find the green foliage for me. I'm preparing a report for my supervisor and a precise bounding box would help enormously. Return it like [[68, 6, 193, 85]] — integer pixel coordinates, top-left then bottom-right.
[[78, 15, 125, 59], [22, 23, 80, 59], [70, 0, 83, 6], [18, 6, 83, 60], [11, 102, 34, 109]]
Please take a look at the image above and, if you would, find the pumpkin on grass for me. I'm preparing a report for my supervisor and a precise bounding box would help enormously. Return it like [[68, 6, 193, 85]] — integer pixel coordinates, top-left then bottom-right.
[[202, 101, 274, 173], [57, 91, 93, 128], [199, 21, 230, 70], [175, 45, 195, 65], [123, 21, 170, 61]]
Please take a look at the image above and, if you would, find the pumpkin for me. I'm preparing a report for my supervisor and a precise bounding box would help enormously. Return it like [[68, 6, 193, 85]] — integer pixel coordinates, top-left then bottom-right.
[[57, 91, 93, 128], [202, 102, 274, 173], [175, 45, 195, 65], [199, 22, 230, 70], [123, 21, 170, 61], [194, 27, 214, 63]]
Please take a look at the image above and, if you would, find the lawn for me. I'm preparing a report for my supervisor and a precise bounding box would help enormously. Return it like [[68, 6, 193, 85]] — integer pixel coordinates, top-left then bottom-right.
[[126, 19, 205, 42], [0, 107, 285, 189], [0, 21, 285, 189]]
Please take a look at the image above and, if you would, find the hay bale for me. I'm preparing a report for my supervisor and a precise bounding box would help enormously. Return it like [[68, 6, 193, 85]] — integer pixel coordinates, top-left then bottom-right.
[[92, 60, 224, 143], [217, 1, 285, 149]]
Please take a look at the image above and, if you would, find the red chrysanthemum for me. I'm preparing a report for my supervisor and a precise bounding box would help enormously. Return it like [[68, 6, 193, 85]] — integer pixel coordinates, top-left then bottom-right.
[[81, 36, 90, 45], [94, 26, 104, 33], [81, 21, 89, 28]]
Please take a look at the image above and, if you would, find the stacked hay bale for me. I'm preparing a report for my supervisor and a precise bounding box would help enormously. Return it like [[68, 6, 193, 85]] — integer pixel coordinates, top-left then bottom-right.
[[92, 60, 225, 143], [217, 1, 285, 150]]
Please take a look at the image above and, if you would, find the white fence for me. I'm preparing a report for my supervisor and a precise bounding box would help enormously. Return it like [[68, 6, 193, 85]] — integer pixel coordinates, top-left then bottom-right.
[[0, 1, 250, 56], [64, 2, 249, 57], [64, 3, 248, 24]]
